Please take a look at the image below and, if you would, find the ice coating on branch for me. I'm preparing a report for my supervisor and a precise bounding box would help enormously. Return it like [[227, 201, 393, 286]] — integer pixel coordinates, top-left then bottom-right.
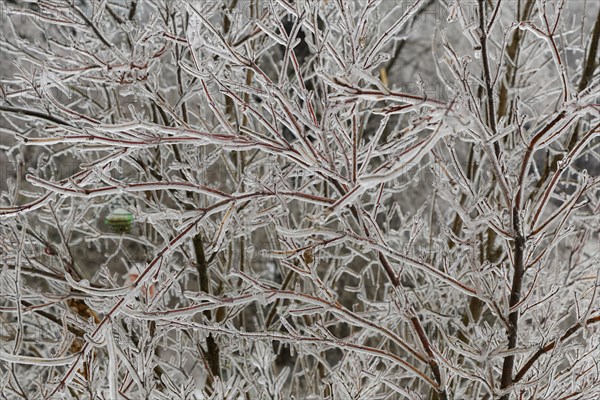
[[1, 1, 598, 398]]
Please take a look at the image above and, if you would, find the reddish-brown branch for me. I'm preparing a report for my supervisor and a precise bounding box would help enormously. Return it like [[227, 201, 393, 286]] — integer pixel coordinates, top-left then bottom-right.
[[514, 315, 600, 383]]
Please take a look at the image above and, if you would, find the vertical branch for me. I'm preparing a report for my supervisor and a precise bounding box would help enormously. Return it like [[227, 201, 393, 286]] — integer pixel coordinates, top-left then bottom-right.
[[478, 0, 498, 149], [498, 145, 533, 398], [497, 0, 535, 120], [499, 213, 525, 399], [352, 113, 358, 183], [567, 5, 600, 149], [576, 6, 600, 94], [193, 234, 221, 387], [496, 110, 567, 398], [533, 8, 599, 196]]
